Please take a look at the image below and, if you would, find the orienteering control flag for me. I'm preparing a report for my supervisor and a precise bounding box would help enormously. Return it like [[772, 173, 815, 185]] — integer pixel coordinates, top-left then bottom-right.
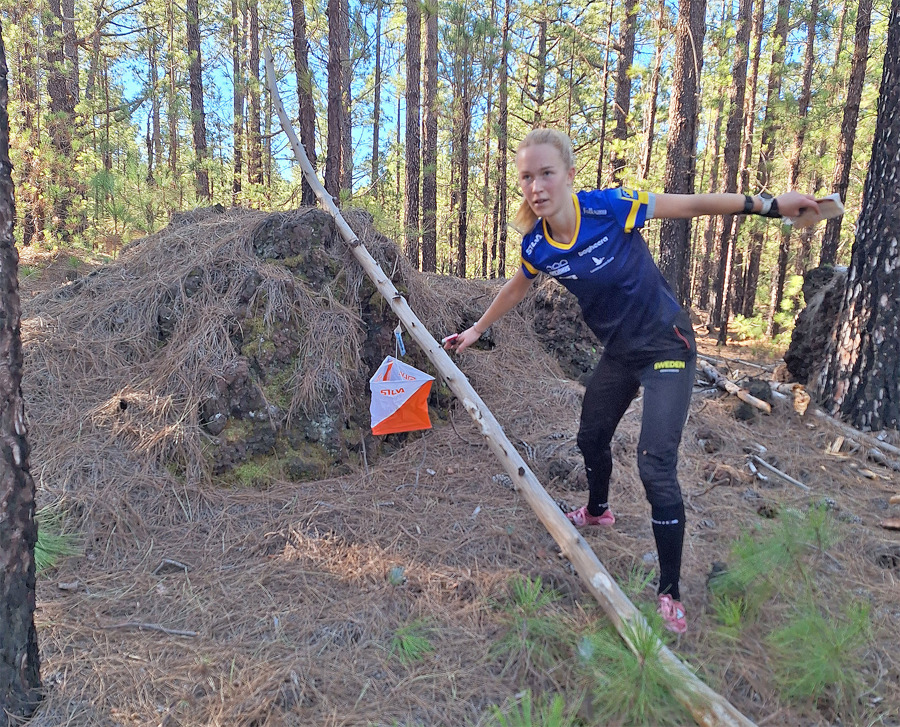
[[369, 356, 435, 435]]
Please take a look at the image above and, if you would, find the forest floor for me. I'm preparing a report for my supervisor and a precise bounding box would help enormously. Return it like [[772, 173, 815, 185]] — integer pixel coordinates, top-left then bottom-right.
[[17, 238, 900, 727]]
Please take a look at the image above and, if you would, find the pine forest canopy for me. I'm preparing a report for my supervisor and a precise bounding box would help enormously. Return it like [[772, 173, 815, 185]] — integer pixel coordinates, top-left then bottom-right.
[[0, 0, 891, 320]]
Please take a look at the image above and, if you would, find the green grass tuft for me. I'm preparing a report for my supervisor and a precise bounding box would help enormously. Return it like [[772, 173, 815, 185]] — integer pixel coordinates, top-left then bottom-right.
[[576, 618, 692, 726], [486, 689, 579, 727], [35, 506, 80, 572], [490, 576, 572, 680], [768, 600, 871, 708], [390, 620, 435, 665]]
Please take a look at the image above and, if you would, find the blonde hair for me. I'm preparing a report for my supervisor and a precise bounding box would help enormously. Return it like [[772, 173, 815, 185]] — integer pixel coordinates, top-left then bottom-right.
[[511, 128, 576, 234]]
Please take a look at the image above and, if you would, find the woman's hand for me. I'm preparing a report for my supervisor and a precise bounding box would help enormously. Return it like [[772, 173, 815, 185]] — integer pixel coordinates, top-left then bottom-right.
[[444, 326, 482, 353], [774, 191, 819, 219]]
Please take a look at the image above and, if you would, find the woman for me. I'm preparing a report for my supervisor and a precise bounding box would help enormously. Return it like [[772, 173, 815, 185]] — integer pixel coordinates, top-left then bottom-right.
[[445, 128, 817, 633]]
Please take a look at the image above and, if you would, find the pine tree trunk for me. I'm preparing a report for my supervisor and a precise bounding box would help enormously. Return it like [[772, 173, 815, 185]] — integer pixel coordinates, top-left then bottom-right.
[[639, 0, 667, 182], [421, 1, 438, 273], [340, 0, 352, 194], [0, 31, 42, 719], [711, 0, 753, 343], [818, 0, 900, 430], [371, 0, 383, 198], [657, 0, 707, 305], [291, 0, 317, 206], [481, 0, 497, 278], [46, 0, 76, 240], [496, 0, 510, 278], [820, 0, 872, 265], [168, 3, 178, 176], [696, 87, 725, 310], [732, 0, 766, 317], [404, 0, 421, 268], [610, 3, 637, 185], [768, 0, 817, 337], [232, 0, 245, 203], [533, 19, 547, 126], [248, 0, 263, 187], [595, 0, 615, 187], [186, 0, 210, 201], [13, 0, 41, 245], [744, 0, 788, 320], [325, 0, 344, 199]]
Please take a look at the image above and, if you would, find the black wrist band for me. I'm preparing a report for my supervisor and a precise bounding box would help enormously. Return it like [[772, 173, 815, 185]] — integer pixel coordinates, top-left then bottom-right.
[[742, 195, 754, 215]]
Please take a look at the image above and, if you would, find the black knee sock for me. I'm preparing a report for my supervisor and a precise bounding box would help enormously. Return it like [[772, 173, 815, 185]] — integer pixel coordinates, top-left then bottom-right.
[[651, 502, 685, 601]]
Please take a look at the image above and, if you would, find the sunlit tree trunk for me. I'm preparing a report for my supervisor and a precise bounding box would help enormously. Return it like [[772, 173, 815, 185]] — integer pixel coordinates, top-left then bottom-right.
[[325, 0, 344, 199], [495, 0, 510, 278], [639, 0, 667, 182], [370, 0, 383, 198], [248, 0, 263, 187], [595, 0, 615, 187]]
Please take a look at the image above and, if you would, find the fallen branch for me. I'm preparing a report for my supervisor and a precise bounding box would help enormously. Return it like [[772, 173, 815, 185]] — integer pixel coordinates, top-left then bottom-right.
[[697, 352, 774, 372], [813, 408, 900, 458], [265, 47, 755, 727], [749, 455, 811, 492], [99, 622, 197, 637], [699, 361, 771, 414]]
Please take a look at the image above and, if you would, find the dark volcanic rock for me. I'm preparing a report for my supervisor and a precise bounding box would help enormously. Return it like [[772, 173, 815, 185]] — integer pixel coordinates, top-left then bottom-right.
[[783, 265, 847, 384]]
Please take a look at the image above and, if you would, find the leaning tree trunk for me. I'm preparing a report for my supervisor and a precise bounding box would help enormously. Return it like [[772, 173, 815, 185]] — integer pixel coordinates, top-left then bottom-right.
[[0, 28, 42, 722], [820, 0, 872, 266], [818, 0, 900, 430], [657, 0, 707, 305], [186, 0, 210, 201]]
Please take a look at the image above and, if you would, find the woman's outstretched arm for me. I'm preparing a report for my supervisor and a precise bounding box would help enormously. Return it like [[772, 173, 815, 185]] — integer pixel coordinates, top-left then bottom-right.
[[447, 268, 534, 353], [653, 191, 818, 220]]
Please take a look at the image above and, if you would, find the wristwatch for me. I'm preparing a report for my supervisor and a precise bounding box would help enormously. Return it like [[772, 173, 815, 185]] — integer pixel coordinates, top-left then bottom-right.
[[757, 192, 781, 218]]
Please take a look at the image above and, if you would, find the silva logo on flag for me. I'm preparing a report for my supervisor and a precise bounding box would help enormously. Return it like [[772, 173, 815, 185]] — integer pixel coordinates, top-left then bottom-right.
[[380, 387, 405, 396]]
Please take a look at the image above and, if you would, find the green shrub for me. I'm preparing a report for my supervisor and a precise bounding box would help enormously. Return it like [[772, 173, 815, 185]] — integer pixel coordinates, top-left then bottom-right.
[[486, 690, 578, 727], [390, 620, 435, 665]]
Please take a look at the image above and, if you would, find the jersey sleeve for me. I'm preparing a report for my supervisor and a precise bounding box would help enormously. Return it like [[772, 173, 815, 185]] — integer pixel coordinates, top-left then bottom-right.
[[520, 234, 539, 279], [604, 187, 656, 232]]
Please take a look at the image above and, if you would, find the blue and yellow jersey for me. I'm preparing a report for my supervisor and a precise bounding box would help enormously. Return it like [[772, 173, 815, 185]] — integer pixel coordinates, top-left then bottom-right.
[[520, 188, 682, 357]]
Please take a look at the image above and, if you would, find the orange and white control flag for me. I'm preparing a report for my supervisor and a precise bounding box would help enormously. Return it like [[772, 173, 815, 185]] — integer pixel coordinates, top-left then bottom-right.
[[369, 356, 435, 435]]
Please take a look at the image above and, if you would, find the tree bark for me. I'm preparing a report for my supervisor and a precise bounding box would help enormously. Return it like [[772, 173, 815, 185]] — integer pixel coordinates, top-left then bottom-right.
[[232, 0, 245, 203], [46, 0, 77, 239], [657, 0, 707, 305], [744, 0, 788, 319], [12, 0, 41, 245], [481, 0, 497, 277], [370, 0, 383, 199], [595, 0, 615, 187], [696, 86, 725, 310], [496, 0, 510, 278], [404, 0, 421, 268], [610, 2, 637, 185], [325, 0, 344, 199], [248, 0, 263, 187], [818, 0, 900, 430], [421, 0, 438, 273], [168, 2, 179, 176], [767, 0, 817, 337], [711, 0, 753, 343], [639, 0, 668, 182], [186, 0, 210, 200], [340, 0, 352, 194], [290, 0, 317, 206], [820, 0, 873, 265], [0, 28, 42, 720], [533, 19, 547, 126]]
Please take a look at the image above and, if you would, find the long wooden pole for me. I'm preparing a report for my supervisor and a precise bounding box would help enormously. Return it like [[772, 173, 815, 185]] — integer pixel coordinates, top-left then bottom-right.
[[264, 48, 755, 727]]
